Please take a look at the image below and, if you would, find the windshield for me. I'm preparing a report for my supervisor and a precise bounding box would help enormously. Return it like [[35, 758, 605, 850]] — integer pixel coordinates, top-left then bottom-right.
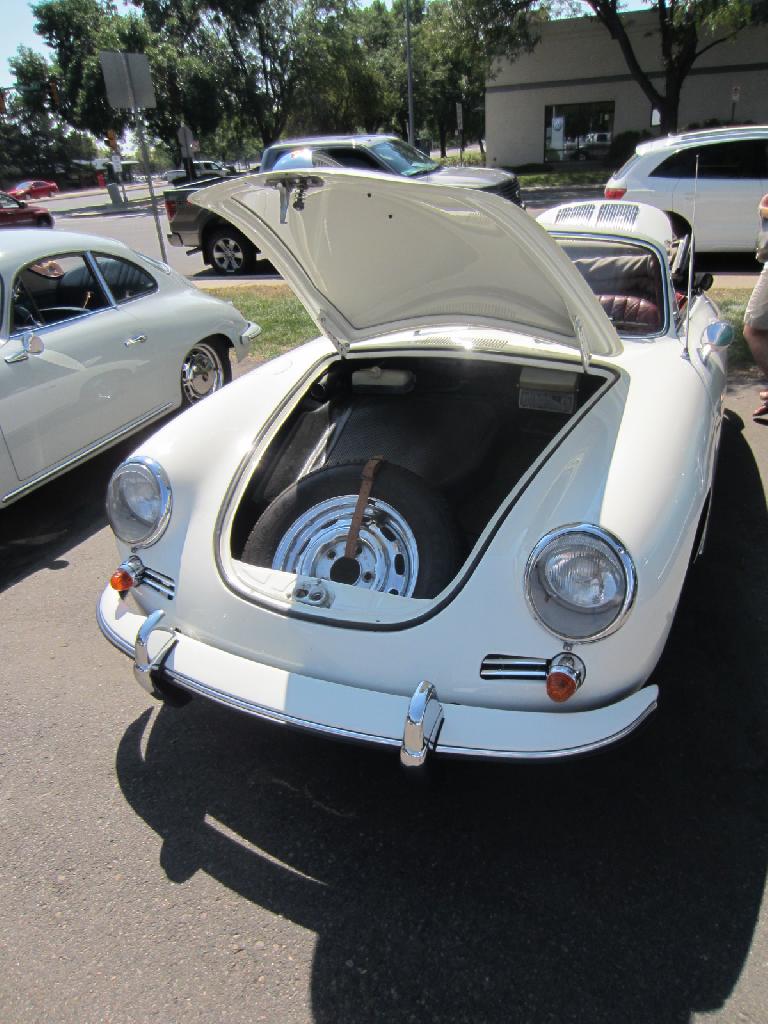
[[556, 238, 665, 336], [370, 139, 439, 177]]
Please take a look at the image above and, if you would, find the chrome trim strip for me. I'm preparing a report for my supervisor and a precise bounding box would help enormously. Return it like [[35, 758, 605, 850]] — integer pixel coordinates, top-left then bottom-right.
[[140, 568, 176, 599], [96, 602, 655, 761], [480, 655, 548, 680], [1, 402, 175, 505]]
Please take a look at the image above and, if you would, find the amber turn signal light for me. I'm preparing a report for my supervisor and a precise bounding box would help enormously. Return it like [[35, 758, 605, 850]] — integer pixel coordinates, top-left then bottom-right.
[[546, 670, 578, 703], [545, 653, 586, 703], [110, 568, 135, 592]]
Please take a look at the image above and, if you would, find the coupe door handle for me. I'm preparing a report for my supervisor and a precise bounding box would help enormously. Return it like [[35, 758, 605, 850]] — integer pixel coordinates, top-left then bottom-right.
[[5, 332, 44, 364], [124, 334, 147, 347]]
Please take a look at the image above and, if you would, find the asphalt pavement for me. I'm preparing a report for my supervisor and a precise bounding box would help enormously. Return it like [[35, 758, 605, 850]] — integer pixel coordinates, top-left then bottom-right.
[[1, 183, 767, 1024]]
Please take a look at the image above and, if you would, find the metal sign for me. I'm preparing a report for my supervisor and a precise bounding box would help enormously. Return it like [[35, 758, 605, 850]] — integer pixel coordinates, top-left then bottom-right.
[[731, 85, 741, 103], [99, 51, 156, 110], [177, 123, 194, 159], [110, 153, 122, 173]]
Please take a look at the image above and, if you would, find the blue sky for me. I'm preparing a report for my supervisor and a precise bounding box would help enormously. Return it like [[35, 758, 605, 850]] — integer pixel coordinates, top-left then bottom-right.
[[1, 0, 51, 79]]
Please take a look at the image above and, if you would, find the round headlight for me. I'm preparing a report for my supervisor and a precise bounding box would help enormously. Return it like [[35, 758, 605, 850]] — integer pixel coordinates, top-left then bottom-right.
[[106, 457, 172, 547], [525, 525, 636, 641]]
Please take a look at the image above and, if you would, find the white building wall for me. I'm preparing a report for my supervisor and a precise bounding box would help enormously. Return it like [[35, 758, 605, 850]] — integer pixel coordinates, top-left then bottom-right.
[[486, 12, 768, 167]]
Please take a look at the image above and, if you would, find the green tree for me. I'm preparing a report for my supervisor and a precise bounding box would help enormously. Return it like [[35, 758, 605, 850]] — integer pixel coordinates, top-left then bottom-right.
[[0, 46, 97, 184], [420, 0, 487, 155]]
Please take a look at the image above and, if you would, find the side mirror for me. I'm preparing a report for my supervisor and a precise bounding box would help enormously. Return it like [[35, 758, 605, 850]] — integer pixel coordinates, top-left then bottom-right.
[[694, 271, 714, 293], [19, 200, 28, 209], [700, 321, 733, 363]]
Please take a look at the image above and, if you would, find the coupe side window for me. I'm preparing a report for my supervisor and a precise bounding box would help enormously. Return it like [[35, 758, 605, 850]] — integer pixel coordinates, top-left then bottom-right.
[[11, 254, 110, 334], [94, 254, 157, 303]]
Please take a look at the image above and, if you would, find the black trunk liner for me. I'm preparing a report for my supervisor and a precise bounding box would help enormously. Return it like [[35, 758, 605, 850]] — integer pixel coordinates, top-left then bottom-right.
[[325, 394, 502, 490]]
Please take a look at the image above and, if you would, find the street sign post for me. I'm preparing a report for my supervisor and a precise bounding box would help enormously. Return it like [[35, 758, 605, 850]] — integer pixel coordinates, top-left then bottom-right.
[[99, 50, 167, 263], [177, 123, 196, 181], [456, 101, 464, 164], [731, 84, 741, 122]]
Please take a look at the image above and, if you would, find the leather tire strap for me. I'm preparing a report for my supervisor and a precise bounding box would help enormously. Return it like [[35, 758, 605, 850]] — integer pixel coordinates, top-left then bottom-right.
[[344, 457, 384, 559]]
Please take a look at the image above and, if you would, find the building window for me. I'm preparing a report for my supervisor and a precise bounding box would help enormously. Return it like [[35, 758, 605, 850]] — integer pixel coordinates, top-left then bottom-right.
[[544, 102, 615, 162]]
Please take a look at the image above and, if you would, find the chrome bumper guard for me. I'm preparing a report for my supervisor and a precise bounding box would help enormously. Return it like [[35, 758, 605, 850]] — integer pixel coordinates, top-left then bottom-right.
[[133, 609, 178, 699], [401, 681, 443, 767], [98, 593, 658, 766]]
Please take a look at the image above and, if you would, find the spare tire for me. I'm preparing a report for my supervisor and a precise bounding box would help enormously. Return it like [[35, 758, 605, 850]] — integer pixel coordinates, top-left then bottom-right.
[[242, 460, 462, 599]]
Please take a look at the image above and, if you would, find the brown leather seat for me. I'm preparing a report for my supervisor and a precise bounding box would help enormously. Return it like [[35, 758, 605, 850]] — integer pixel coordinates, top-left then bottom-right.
[[598, 294, 660, 328]]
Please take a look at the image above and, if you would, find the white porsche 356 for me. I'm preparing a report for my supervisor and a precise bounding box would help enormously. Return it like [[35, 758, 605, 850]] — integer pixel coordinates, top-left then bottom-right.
[[97, 170, 732, 767]]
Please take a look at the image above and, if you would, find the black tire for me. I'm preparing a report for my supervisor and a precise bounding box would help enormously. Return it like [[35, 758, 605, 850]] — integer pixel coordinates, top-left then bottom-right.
[[180, 338, 231, 406], [242, 460, 463, 599], [36, 216, 54, 228], [205, 224, 256, 275]]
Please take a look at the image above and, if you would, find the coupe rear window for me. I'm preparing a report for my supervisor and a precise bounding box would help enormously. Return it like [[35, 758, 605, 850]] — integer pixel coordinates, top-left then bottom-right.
[[557, 238, 665, 335]]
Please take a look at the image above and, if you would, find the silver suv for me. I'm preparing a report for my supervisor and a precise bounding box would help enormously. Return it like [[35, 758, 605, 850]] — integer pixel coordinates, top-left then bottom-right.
[[260, 135, 523, 206], [604, 125, 768, 252]]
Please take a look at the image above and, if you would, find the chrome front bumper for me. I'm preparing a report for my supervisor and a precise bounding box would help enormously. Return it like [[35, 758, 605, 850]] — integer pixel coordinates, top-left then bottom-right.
[[98, 587, 658, 767]]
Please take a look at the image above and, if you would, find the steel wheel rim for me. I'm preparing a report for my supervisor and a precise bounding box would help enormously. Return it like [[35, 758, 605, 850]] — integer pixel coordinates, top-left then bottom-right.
[[181, 343, 224, 403], [272, 495, 419, 596], [211, 236, 244, 273]]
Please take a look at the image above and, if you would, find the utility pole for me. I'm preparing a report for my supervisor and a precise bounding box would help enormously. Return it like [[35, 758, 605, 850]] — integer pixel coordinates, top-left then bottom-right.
[[404, 0, 415, 145]]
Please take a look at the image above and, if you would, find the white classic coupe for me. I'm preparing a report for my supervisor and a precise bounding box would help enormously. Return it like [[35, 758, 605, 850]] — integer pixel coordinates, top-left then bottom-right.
[[0, 230, 259, 506], [97, 170, 732, 767]]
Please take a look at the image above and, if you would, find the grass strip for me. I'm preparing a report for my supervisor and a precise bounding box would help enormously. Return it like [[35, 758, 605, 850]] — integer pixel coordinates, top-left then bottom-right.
[[212, 283, 752, 371]]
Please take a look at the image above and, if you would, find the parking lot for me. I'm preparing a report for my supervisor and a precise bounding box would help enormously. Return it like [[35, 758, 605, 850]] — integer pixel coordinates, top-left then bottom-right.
[[1, 190, 767, 1023]]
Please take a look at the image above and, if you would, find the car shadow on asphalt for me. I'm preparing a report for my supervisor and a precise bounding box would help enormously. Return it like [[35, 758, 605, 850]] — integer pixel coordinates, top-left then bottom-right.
[[0, 424, 166, 593], [113, 410, 768, 1024]]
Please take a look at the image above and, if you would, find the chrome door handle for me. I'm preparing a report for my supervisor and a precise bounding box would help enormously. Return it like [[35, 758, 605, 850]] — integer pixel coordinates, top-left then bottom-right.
[[5, 332, 44, 363], [124, 334, 147, 347]]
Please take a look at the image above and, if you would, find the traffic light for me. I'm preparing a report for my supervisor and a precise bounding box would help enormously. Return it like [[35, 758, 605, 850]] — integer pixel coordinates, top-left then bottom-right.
[[104, 129, 118, 151], [47, 79, 60, 109]]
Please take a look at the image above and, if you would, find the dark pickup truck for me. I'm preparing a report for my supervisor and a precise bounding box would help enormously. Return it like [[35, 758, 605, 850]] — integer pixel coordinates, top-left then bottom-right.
[[165, 134, 524, 276], [164, 175, 266, 275]]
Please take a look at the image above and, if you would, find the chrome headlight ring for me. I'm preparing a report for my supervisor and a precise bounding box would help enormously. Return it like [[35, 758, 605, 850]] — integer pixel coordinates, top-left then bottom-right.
[[106, 455, 172, 549], [525, 524, 637, 642]]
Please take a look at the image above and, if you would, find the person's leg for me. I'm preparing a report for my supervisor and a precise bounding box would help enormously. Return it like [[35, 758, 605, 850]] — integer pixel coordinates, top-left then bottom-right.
[[743, 266, 768, 416]]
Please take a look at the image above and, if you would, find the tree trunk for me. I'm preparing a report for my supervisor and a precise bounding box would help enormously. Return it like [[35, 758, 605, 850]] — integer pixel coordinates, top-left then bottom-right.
[[439, 125, 447, 157]]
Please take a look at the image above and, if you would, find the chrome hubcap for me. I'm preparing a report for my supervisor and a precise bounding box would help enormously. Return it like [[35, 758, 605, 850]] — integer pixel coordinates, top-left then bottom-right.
[[212, 237, 244, 272], [272, 496, 419, 596], [181, 343, 224, 402]]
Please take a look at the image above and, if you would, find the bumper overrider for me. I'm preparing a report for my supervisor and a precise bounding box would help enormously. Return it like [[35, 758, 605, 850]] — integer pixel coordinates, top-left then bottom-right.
[[98, 586, 658, 768]]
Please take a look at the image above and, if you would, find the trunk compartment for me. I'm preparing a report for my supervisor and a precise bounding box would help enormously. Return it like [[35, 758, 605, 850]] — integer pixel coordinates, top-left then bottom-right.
[[229, 352, 605, 600]]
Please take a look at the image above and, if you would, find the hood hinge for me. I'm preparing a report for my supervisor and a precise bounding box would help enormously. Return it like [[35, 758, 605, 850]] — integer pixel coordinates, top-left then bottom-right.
[[270, 173, 324, 224], [318, 312, 350, 357], [572, 313, 591, 372]]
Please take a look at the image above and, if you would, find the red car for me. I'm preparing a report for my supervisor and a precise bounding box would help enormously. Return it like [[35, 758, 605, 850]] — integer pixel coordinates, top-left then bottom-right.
[[0, 191, 54, 228], [8, 179, 60, 199]]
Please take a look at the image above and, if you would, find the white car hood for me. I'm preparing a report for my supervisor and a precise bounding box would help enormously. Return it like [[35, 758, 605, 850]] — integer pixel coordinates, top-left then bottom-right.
[[193, 169, 622, 361]]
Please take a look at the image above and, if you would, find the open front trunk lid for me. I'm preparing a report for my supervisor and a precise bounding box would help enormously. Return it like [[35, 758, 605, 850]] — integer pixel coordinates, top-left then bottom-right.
[[193, 169, 622, 364]]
